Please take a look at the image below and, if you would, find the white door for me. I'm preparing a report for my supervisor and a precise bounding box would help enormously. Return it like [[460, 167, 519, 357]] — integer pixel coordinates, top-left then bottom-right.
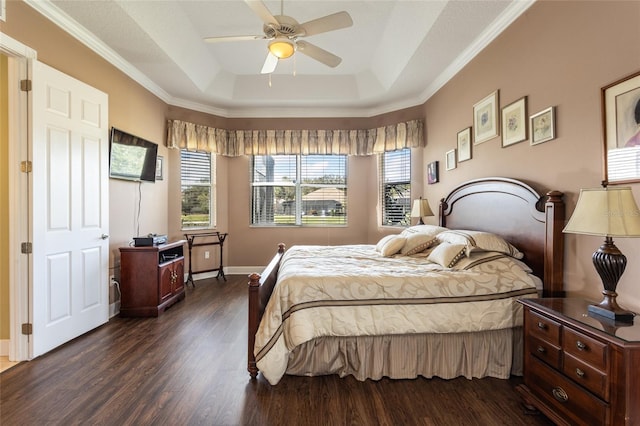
[[31, 61, 109, 357]]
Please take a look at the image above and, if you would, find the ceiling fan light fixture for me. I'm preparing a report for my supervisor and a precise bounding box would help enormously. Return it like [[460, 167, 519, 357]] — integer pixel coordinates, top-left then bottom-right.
[[268, 38, 295, 59]]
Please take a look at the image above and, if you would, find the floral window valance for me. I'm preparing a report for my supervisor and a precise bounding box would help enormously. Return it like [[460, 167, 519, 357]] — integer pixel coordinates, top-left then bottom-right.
[[166, 119, 424, 156]]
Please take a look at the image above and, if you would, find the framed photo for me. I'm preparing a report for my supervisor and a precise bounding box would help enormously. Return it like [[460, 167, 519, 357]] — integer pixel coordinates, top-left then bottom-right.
[[445, 149, 457, 171], [530, 106, 556, 146], [473, 90, 499, 144], [602, 70, 640, 184], [501, 96, 528, 147], [427, 161, 439, 184], [457, 127, 472, 162], [155, 156, 164, 181]]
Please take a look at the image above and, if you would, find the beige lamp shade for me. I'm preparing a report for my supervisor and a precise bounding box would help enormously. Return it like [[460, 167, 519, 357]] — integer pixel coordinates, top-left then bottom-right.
[[563, 187, 640, 237], [411, 198, 434, 218]]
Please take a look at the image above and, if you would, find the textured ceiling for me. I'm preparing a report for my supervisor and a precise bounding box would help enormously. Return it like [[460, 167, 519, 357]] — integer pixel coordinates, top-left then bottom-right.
[[28, 0, 534, 118]]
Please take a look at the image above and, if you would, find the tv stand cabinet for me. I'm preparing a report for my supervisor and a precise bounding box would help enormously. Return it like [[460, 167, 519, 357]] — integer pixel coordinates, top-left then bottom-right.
[[119, 240, 186, 317]]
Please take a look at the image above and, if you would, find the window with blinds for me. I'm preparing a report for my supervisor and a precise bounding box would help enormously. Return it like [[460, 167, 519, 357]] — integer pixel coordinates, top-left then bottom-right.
[[251, 155, 347, 226], [380, 148, 411, 226], [181, 150, 215, 229]]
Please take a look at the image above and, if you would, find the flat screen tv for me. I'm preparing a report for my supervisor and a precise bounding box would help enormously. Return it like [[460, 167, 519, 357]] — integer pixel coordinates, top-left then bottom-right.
[[109, 127, 158, 182]]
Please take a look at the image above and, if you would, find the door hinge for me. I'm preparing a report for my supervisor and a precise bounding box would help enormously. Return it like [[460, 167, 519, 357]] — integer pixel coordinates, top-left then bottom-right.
[[22, 323, 33, 335], [21, 242, 32, 254], [20, 160, 32, 173], [20, 79, 32, 92]]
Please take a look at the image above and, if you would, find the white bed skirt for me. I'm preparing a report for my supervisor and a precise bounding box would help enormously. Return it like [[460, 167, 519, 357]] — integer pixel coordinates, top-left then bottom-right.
[[284, 327, 523, 381]]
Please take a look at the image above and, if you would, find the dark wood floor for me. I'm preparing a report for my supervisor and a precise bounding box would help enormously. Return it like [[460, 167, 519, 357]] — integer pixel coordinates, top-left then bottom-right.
[[1, 275, 554, 425]]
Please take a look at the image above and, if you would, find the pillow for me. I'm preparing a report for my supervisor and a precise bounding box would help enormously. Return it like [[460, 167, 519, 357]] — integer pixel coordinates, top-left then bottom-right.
[[436, 230, 524, 259], [401, 233, 439, 255], [375, 235, 406, 257], [427, 243, 467, 268], [400, 224, 448, 237]]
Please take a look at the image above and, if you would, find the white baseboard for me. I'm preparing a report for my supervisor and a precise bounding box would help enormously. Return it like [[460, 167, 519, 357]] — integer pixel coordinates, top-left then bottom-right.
[[0, 339, 9, 356], [109, 301, 121, 318]]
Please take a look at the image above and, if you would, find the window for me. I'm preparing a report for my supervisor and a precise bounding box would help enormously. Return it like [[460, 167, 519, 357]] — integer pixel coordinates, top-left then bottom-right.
[[181, 150, 215, 229], [251, 155, 347, 226], [380, 148, 411, 226]]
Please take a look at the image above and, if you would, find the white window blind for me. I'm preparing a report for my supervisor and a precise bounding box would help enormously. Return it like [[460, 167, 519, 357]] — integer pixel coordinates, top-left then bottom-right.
[[181, 150, 215, 229], [380, 148, 411, 226]]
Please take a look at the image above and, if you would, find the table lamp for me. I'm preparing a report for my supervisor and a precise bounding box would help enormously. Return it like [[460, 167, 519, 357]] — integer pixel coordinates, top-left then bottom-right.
[[563, 186, 640, 322], [411, 197, 434, 225]]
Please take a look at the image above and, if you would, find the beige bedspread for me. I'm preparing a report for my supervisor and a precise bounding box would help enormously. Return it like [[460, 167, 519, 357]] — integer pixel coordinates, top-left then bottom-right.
[[254, 244, 540, 384]]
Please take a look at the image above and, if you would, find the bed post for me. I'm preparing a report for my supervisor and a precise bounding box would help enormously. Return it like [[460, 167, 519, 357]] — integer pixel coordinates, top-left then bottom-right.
[[247, 243, 286, 380], [248, 272, 261, 379], [544, 190, 565, 297]]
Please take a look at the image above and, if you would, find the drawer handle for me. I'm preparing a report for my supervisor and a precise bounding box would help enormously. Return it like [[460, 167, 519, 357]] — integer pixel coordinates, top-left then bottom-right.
[[537, 346, 546, 354], [576, 341, 587, 351], [552, 387, 569, 403], [575, 368, 585, 378], [537, 321, 546, 330]]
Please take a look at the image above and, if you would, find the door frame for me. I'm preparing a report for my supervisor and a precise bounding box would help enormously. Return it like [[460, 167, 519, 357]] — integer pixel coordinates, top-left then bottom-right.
[[2, 32, 36, 361]]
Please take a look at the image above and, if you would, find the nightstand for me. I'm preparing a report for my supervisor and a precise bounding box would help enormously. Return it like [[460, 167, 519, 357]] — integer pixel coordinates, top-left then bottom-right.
[[517, 298, 640, 425]]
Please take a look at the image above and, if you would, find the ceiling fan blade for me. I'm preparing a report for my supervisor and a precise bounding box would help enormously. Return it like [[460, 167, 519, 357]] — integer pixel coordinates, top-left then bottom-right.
[[296, 41, 342, 68], [261, 52, 279, 74], [299, 11, 353, 37], [244, 0, 279, 26], [204, 35, 265, 43]]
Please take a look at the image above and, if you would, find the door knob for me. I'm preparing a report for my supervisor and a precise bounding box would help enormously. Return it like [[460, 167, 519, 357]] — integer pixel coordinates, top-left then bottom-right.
[[101, 234, 109, 240]]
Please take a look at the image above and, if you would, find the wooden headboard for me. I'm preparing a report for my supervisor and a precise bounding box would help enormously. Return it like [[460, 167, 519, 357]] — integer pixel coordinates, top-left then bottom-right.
[[439, 177, 565, 297]]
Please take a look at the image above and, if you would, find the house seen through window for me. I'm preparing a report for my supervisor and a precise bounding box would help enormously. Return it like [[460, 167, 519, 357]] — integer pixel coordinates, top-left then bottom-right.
[[251, 155, 347, 226], [181, 150, 216, 229], [381, 148, 411, 226]]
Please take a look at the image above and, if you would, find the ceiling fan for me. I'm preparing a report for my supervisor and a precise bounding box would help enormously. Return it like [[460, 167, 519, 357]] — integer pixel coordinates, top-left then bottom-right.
[[204, 0, 353, 74]]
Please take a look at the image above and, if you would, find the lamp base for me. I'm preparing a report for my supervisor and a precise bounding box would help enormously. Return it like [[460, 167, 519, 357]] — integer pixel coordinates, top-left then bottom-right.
[[588, 294, 635, 323]]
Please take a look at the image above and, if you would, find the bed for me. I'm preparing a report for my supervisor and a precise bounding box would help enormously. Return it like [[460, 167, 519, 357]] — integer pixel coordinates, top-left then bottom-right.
[[247, 177, 565, 385]]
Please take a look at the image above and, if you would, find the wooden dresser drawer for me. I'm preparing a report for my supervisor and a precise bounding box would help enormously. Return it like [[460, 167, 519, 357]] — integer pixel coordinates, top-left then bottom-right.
[[563, 352, 608, 400], [528, 334, 561, 369], [526, 354, 608, 426], [563, 327, 608, 370], [526, 309, 561, 345]]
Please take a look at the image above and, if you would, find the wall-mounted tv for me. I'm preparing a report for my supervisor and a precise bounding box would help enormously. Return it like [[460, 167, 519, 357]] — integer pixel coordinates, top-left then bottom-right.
[[109, 127, 158, 182]]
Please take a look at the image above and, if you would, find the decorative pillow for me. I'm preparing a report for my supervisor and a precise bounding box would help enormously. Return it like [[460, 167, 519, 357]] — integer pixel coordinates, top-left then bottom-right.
[[400, 224, 448, 237], [427, 243, 467, 268], [375, 235, 406, 257], [401, 233, 439, 255], [436, 230, 524, 259]]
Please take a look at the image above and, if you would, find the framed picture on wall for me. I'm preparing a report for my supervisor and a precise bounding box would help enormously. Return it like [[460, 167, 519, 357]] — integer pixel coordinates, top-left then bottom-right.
[[0, 0, 5, 22], [530, 106, 556, 145], [457, 127, 472, 161], [602, 70, 640, 184], [427, 161, 439, 184], [473, 90, 499, 144], [501, 96, 528, 147], [445, 149, 457, 171], [156, 156, 164, 181]]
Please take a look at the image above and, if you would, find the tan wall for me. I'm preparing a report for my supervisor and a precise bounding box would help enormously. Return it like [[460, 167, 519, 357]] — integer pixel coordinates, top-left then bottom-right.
[[420, 0, 640, 308], [3, 0, 640, 318], [1, 54, 9, 339]]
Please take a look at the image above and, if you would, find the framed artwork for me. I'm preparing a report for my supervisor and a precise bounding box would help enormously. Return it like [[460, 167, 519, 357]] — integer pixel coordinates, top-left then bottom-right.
[[501, 96, 528, 147], [473, 90, 499, 144], [445, 149, 457, 171], [155, 156, 164, 181], [457, 127, 472, 162], [602, 70, 640, 184], [530, 106, 556, 146], [427, 161, 439, 184]]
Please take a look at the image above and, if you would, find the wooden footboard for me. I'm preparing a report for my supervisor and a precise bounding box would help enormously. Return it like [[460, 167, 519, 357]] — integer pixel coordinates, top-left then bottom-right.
[[247, 243, 285, 379]]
